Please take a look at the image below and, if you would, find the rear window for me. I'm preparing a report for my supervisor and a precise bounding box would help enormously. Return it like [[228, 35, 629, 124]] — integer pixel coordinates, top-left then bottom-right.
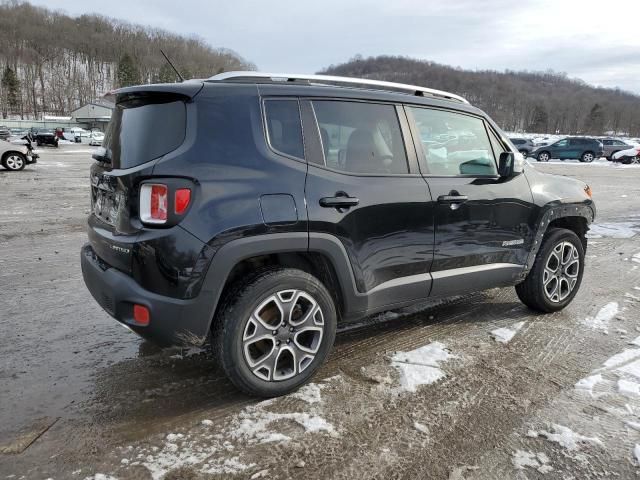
[[263, 99, 304, 160], [104, 94, 186, 169]]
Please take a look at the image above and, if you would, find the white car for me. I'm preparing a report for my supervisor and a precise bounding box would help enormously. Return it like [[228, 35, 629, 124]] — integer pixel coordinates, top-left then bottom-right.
[[612, 146, 640, 164], [89, 131, 105, 146]]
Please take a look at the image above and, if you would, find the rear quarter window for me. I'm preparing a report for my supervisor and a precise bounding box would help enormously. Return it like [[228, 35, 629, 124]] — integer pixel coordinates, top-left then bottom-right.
[[263, 99, 304, 160]]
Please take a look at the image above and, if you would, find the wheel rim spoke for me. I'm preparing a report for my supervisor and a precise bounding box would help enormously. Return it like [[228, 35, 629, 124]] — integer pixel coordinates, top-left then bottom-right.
[[543, 241, 580, 303], [242, 288, 325, 382]]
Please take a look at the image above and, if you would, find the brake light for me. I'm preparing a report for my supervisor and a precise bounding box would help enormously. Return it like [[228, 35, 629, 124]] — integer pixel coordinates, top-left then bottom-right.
[[174, 188, 191, 215], [133, 304, 150, 326], [140, 184, 168, 224]]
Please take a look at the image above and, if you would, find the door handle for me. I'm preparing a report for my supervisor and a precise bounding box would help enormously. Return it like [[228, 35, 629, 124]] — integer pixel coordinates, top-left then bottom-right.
[[437, 194, 468, 204], [320, 194, 359, 209]]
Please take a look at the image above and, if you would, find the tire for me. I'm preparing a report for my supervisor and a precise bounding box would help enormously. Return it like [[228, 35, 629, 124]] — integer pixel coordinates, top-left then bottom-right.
[[580, 151, 595, 163], [1, 152, 26, 171], [211, 268, 337, 397], [609, 151, 619, 161], [516, 228, 585, 313], [537, 151, 550, 162]]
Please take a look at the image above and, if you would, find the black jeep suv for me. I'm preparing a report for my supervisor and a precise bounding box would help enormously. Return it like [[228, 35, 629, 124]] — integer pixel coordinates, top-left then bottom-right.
[[81, 72, 595, 397]]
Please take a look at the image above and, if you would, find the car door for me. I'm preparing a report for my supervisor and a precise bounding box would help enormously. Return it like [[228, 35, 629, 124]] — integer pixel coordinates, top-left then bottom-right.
[[302, 99, 435, 313], [405, 105, 535, 297], [549, 138, 569, 159]]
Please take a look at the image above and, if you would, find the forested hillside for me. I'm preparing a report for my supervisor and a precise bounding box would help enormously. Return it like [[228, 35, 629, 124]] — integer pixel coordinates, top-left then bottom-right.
[[321, 56, 640, 136], [0, 1, 254, 119]]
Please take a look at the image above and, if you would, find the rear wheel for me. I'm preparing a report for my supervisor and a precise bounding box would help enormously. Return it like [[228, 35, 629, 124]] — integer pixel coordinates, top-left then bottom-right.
[[1, 152, 26, 171], [580, 151, 595, 163], [516, 228, 585, 312], [211, 268, 337, 397], [537, 151, 550, 162]]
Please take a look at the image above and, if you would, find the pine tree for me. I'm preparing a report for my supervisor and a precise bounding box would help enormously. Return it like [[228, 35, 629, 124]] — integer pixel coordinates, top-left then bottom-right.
[[585, 103, 605, 135], [116, 53, 141, 88], [1, 66, 20, 116]]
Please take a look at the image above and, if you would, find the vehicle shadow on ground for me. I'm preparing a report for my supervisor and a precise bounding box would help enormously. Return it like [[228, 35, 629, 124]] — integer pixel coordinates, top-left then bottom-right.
[[86, 290, 533, 440]]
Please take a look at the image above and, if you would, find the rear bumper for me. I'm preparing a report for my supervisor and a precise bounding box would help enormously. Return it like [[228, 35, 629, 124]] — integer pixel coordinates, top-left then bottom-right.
[[81, 243, 213, 347]]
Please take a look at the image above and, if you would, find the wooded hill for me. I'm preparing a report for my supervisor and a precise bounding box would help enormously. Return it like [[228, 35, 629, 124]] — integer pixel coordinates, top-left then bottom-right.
[[0, 1, 254, 119], [321, 55, 640, 136]]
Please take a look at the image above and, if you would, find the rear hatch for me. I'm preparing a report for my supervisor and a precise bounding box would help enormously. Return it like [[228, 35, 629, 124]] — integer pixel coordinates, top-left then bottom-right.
[[88, 83, 202, 272]]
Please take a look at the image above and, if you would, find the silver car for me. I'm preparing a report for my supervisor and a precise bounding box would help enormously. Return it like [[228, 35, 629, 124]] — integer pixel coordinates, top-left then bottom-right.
[[0, 139, 37, 171], [601, 138, 632, 160]]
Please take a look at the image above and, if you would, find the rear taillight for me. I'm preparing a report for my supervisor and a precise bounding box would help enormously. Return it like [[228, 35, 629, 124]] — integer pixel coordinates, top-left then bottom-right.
[[140, 184, 168, 224], [174, 188, 191, 215]]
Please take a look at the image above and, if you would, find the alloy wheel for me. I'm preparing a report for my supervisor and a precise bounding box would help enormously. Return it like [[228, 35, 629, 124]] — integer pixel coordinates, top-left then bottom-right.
[[631, 156, 640, 164], [243, 289, 324, 381], [582, 153, 594, 163], [538, 152, 549, 162], [5, 155, 24, 170], [542, 241, 580, 303]]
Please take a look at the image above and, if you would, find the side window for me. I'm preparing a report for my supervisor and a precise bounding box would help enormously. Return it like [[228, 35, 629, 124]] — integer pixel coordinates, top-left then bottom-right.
[[264, 99, 304, 160], [602, 140, 612, 145], [555, 139, 569, 147], [408, 106, 498, 176], [312, 100, 408, 174], [569, 138, 583, 146]]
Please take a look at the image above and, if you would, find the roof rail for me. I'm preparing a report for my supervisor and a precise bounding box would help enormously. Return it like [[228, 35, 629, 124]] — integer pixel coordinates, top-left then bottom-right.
[[207, 71, 469, 104]]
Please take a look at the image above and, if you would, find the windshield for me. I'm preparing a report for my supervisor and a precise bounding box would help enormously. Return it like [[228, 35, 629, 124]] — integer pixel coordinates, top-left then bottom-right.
[[103, 93, 186, 169]]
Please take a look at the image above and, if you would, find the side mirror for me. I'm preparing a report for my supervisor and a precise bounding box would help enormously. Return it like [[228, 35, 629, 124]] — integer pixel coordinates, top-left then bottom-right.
[[498, 152, 515, 178]]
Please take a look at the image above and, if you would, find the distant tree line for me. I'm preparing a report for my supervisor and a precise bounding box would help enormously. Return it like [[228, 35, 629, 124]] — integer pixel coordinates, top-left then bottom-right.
[[0, 0, 254, 119], [321, 55, 640, 136]]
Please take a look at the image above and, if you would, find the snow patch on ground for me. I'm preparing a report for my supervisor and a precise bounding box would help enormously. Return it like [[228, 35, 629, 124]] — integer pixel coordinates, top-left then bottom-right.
[[617, 359, 640, 379], [635, 445, 640, 465], [84, 475, 118, 480], [618, 379, 640, 397], [575, 374, 604, 397], [587, 223, 640, 239], [512, 450, 553, 473], [582, 302, 619, 333], [123, 379, 338, 479], [290, 383, 324, 404], [601, 348, 640, 369], [413, 422, 429, 434], [534, 424, 603, 451], [490, 321, 525, 344], [390, 342, 457, 393]]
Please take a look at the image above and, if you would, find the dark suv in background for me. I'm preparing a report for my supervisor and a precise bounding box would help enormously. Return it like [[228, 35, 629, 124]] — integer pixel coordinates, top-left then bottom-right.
[[81, 73, 595, 397], [508, 137, 535, 157], [532, 137, 603, 162]]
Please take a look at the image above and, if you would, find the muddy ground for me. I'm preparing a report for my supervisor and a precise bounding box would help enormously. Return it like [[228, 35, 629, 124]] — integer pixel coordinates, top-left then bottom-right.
[[1, 146, 640, 479]]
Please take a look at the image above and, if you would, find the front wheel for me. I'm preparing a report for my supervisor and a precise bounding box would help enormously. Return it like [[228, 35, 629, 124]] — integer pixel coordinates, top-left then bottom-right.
[[2, 152, 26, 171], [580, 151, 595, 163], [537, 151, 550, 162], [211, 268, 337, 397], [516, 228, 585, 312]]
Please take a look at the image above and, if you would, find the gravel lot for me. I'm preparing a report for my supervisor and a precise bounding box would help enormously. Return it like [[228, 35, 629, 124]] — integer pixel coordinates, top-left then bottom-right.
[[1, 146, 640, 479]]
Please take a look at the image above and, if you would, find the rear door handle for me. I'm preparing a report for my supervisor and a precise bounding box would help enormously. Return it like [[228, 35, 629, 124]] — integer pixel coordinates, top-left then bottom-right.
[[437, 195, 468, 203], [320, 195, 359, 209]]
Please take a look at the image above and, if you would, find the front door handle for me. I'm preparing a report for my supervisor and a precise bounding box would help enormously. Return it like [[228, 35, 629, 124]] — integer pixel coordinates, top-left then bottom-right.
[[437, 194, 468, 204], [320, 194, 359, 209]]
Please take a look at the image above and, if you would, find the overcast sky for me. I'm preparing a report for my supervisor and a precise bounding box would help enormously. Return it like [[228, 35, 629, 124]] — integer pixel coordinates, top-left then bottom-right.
[[30, 0, 640, 94]]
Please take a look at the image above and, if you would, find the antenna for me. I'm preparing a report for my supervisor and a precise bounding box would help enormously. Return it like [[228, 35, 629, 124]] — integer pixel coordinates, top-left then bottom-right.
[[160, 49, 184, 82]]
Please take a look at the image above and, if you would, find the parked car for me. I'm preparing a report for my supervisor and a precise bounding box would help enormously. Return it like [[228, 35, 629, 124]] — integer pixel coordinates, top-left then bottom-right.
[[532, 137, 604, 162], [64, 127, 90, 143], [0, 138, 38, 170], [611, 146, 640, 164], [601, 138, 632, 160], [81, 72, 595, 397], [89, 131, 104, 146], [0, 126, 10, 141], [508, 137, 535, 157], [34, 129, 59, 147]]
